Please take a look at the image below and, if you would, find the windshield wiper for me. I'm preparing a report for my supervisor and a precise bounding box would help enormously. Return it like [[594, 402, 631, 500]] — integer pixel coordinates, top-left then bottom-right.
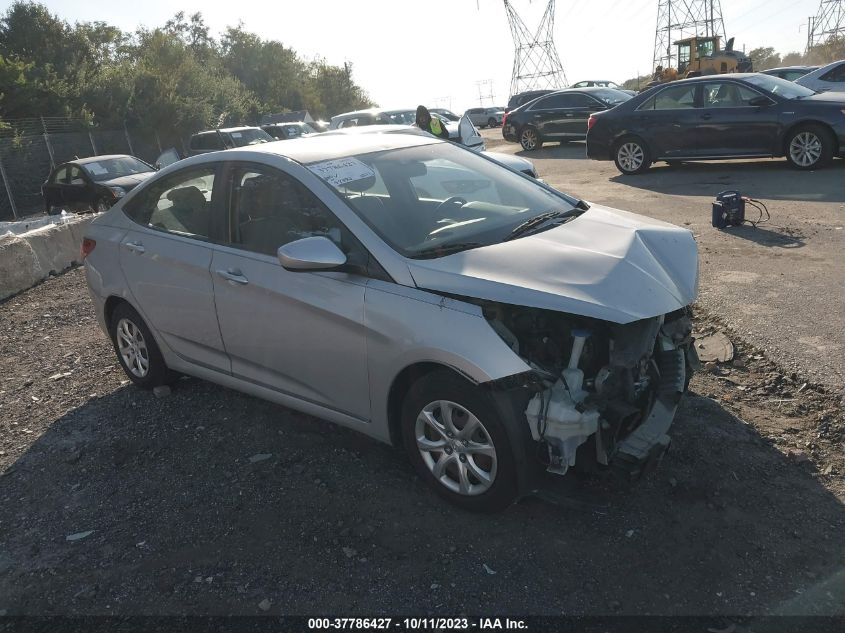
[[504, 209, 579, 241], [412, 241, 485, 259]]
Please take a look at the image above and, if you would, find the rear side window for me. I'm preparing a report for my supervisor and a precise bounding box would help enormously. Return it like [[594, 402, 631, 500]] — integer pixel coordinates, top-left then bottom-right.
[[820, 63, 845, 82], [52, 166, 69, 184], [124, 167, 216, 240], [190, 133, 222, 151], [639, 84, 698, 110]]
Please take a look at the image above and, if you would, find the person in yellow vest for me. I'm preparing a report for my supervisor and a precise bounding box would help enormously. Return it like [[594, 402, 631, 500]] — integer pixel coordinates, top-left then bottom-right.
[[415, 105, 450, 139]]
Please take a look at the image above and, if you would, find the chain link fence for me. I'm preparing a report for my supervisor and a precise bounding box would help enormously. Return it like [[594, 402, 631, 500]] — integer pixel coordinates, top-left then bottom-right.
[[0, 117, 184, 221]]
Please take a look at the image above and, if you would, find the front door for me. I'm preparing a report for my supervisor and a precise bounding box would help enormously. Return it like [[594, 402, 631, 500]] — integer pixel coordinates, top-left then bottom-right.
[[118, 164, 230, 372], [210, 162, 370, 420], [64, 165, 91, 208], [693, 82, 778, 156]]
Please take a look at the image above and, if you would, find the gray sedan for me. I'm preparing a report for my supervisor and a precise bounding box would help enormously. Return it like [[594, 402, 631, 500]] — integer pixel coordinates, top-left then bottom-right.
[[83, 133, 699, 511]]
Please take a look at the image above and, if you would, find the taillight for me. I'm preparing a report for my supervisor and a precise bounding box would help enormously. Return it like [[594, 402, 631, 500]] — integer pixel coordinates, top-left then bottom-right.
[[587, 114, 597, 131], [81, 238, 96, 260], [502, 112, 508, 128]]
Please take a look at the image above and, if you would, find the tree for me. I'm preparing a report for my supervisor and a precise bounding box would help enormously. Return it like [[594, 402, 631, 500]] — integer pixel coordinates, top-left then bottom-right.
[[748, 47, 781, 71]]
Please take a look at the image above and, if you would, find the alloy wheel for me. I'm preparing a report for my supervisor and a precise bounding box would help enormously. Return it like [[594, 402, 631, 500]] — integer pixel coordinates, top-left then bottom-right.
[[789, 132, 822, 167], [618, 142, 644, 173], [415, 400, 497, 496], [520, 128, 538, 151], [116, 317, 150, 378]]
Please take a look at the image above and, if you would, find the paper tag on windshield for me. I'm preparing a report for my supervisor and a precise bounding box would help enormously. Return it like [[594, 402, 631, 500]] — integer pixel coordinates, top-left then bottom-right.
[[308, 158, 375, 188]]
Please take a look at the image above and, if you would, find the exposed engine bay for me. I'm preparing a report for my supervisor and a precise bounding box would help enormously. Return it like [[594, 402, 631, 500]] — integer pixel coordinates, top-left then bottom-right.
[[481, 301, 699, 479]]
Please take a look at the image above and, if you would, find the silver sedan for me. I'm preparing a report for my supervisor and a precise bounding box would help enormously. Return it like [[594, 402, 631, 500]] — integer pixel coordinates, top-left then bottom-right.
[[83, 133, 699, 512]]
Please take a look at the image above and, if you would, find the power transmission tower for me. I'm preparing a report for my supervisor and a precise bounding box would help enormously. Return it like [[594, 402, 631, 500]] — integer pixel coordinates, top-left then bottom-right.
[[504, 0, 567, 97], [807, 0, 845, 51], [476, 79, 495, 106], [652, 0, 726, 71]]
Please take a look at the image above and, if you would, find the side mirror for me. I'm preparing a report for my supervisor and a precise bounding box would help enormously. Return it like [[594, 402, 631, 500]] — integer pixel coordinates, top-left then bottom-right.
[[277, 236, 347, 272], [748, 96, 773, 107]]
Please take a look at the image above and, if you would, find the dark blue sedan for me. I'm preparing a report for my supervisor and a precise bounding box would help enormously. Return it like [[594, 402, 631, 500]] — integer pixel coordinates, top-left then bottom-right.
[[586, 73, 845, 174]]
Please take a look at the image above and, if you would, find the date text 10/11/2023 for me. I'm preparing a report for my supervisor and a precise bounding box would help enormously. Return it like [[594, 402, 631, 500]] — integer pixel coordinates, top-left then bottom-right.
[[307, 617, 528, 630]]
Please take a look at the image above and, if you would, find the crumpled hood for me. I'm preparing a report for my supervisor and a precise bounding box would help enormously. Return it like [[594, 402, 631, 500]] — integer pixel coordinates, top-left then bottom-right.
[[407, 204, 699, 324], [99, 172, 155, 189]]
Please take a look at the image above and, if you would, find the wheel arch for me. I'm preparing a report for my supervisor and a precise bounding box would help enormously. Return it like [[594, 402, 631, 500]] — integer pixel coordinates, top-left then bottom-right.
[[781, 120, 839, 157], [104, 294, 129, 329], [387, 362, 473, 447]]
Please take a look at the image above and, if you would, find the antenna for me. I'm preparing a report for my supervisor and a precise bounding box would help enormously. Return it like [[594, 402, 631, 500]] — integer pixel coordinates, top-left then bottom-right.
[[504, 0, 567, 97], [807, 0, 845, 51], [652, 0, 726, 71]]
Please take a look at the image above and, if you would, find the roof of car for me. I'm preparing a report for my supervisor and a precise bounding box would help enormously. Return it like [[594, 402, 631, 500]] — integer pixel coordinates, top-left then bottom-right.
[[193, 126, 261, 136], [215, 131, 440, 164], [71, 154, 134, 165], [762, 66, 818, 72], [331, 108, 415, 120]]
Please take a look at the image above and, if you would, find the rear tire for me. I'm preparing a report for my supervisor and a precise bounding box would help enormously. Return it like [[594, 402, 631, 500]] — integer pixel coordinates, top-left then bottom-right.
[[109, 303, 178, 389], [614, 136, 651, 174], [785, 124, 833, 170], [93, 197, 110, 214], [519, 126, 542, 151], [401, 370, 521, 512], [487, 117, 497, 128]]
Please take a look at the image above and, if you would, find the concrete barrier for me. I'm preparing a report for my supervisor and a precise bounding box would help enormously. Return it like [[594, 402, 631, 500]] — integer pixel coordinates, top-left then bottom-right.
[[0, 215, 94, 300]]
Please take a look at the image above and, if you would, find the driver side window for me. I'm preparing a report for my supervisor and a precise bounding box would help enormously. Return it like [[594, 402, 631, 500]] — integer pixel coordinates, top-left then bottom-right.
[[229, 166, 348, 257]]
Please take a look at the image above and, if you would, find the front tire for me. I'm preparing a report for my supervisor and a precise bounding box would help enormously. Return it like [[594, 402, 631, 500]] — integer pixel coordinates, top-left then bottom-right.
[[614, 136, 651, 174], [487, 117, 497, 128], [786, 124, 833, 170], [401, 370, 520, 512], [519, 126, 542, 151], [109, 303, 177, 389]]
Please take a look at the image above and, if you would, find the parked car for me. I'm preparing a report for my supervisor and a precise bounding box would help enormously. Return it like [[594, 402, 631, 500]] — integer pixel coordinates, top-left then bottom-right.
[[503, 87, 633, 151], [586, 73, 845, 174], [309, 120, 330, 132], [188, 127, 274, 156], [328, 107, 479, 148], [465, 107, 505, 128], [82, 132, 698, 511], [760, 65, 819, 81], [320, 123, 538, 177], [429, 108, 460, 121], [571, 80, 637, 96], [262, 121, 319, 140], [506, 89, 555, 113], [42, 154, 155, 215], [795, 59, 845, 93]]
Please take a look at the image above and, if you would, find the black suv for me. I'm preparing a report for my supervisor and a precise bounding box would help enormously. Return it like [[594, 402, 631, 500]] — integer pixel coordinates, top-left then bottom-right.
[[505, 89, 555, 113], [502, 87, 633, 151]]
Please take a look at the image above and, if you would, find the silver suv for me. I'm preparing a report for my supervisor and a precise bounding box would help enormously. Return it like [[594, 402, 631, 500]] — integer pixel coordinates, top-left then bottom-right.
[[465, 107, 505, 128]]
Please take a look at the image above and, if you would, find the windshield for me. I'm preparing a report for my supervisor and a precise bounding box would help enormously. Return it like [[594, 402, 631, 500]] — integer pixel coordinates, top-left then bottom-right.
[[745, 74, 815, 99], [591, 88, 633, 106], [227, 128, 274, 147], [81, 156, 153, 182], [384, 111, 417, 125], [307, 142, 578, 258]]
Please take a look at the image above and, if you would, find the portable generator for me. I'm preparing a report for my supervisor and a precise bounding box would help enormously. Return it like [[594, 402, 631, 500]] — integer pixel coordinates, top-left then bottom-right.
[[711, 190, 745, 228]]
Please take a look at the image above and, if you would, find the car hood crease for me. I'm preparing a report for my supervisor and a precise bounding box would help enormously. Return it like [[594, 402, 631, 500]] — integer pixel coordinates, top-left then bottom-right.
[[406, 204, 698, 324]]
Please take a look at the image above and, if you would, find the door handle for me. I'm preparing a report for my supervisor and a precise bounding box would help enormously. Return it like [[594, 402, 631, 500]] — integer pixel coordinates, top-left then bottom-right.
[[124, 241, 145, 254], [701, 113, 712, 120], [216, 269, 249, 285]]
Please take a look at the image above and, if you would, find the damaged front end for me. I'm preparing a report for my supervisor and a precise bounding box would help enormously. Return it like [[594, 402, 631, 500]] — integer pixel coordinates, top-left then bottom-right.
[[483, 302, 700, 480]]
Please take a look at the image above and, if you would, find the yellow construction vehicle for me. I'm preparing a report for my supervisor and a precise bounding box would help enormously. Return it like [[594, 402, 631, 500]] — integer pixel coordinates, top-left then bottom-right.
[[650, 36, 753, 86]]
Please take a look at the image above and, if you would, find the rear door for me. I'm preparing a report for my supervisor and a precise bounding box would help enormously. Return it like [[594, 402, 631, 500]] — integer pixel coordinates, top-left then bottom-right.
[[559, 93, 605, 138], [631, 83, 701, 157], [65, 165, 92, 208], [524, 94, 569, 138], [119, 164, 230, 372], [210, 162, 371, 419], [693, 81, 779, 156], [43, 166, 68, 209]]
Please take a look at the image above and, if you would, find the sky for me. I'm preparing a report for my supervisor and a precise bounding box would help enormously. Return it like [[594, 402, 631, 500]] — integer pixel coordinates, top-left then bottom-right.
[[5, 0, 822, 113]]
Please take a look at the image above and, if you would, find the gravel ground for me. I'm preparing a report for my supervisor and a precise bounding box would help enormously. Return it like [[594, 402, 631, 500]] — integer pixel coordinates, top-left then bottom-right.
[[0, 268, 843, 617]]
